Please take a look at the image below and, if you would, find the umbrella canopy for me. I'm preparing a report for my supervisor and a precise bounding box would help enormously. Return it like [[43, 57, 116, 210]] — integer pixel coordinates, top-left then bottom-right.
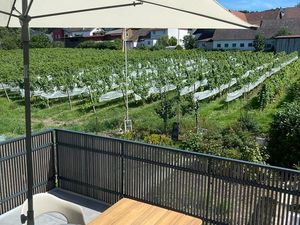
[[0, 1, 256, 225], [1, 0, 256, 29]]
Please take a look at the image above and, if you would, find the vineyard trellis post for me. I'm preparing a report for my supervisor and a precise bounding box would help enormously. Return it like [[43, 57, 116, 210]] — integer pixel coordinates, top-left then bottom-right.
[[123, 28, 132, 132]]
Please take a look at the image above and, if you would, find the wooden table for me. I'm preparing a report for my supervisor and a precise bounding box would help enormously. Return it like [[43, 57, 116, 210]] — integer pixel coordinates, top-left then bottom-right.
[[88, 198, 202, 225]]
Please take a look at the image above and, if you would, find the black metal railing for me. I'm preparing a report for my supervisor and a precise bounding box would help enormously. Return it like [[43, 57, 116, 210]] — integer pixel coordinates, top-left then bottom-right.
[[0, 130, 55, 214], [0, 129, 299, 225], [55, 129, 300, 225]]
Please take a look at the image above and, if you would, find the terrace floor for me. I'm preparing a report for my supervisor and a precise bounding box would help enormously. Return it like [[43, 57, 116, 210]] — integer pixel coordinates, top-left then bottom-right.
[[0, 188, 110, 225]]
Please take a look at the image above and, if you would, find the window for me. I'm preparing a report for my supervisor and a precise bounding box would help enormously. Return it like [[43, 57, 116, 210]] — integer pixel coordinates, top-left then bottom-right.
[[266, 44, 272, 49], [248, 43, 253, 47], [153, 31, 156, 35], [232, 43, 237, 47], [148, 41, 151, 45], [225, 43, 229, 48], [240, 43, 245, 48], [217, 44, 221, 48]]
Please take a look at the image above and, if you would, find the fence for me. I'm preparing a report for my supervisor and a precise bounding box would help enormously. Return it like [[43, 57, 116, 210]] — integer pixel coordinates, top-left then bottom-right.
[[56, 129, 300, 225], [0, 129, 299, 224], [0, 130, 55, 214]]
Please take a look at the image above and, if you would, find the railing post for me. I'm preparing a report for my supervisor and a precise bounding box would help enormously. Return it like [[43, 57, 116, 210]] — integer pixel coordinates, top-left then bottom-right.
[[205, 157, 212, 221], [121, 141, 125, 198], [54, 130, 60, 188], [0, 154, 2, 215], [51, 130, 56, 189]]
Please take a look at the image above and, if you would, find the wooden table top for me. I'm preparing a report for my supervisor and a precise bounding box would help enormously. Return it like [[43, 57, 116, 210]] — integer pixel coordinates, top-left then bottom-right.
[[88, 198, 202, 225]]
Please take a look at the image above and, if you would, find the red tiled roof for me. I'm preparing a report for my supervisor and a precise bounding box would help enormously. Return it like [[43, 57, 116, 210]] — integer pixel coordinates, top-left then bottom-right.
[[230, 10, 248, 22], [245, 9, 280, 25], [283, 7, 300, 19]]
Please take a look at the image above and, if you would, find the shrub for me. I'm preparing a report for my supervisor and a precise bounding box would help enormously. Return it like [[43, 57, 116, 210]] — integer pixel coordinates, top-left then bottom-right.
[[183, 35, 197, 49], [154, 35, 169, 49], [238, 113, 259, 133], [30, 34, 52, 48], [77, 40, 122, 50], [175, 45, 183, 50], [144, 134, 172, 146], [253, 33, 266, 51], [0, 36, 19, 50], [267, 102, 300, 168], [168, 37, 178, 46], [181, 127, 268, 163], [287, 80, 300, 102], [121, 131, 136, 141]]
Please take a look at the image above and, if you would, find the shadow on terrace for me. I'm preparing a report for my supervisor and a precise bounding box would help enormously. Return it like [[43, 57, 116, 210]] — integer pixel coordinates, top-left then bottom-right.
[[0, 129, 299, 225]]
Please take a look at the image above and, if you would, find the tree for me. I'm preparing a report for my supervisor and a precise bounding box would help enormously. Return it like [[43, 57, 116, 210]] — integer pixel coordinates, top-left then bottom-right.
[[168, 36, 178, 46], [275, 28, 292, 37], [183, 35, 197, 49], [155, 95, 176, 133], [253, 33, 266, 51], [154, 35, 169, 49], [267, 102, 300, 169], [30, 34, 52, 48]]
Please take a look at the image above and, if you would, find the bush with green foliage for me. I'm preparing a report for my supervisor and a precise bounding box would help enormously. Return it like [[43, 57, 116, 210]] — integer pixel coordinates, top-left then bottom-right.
[[287, 79, 300, 102], [267, 102, 300, 168], [144, 134, 172, 146], [30, 34, 52, 48], [168, 36, 178, 46], [175, 45, 183, 50], [154, 35, 169, 49], [121, 131, 136, 141], [183, 35, 197, 49], [275, 28, 292, 37], [77, 39, 122, 50], [52, 41, 64, 48], [0, 28, 20, 50], [253, 33, 266, 52], [181, 124, 268, 163], [238, 113, 259, 133]]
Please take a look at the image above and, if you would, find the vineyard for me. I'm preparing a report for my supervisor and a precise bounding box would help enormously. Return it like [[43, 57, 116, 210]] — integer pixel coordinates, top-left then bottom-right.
[[0, 49, 297, 105], [0, 49, 299, 138]]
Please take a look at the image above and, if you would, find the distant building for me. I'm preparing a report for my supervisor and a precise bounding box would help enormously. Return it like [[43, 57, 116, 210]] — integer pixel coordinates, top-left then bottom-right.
[[136, 29, 189, 48], [126, 29, 152, 48], [195, 6, 300, 52], [276, 35, 300, 55], [64, 28, 105, 38]]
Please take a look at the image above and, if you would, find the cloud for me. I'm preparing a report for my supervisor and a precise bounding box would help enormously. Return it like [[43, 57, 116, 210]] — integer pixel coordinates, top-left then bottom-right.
[[218, 0, 298, 11]]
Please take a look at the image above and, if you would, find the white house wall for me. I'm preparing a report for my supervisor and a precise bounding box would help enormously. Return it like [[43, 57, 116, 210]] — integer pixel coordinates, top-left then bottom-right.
[[136, 39, 157, 47], [213, 40, 255, 51], [178, 29, 189, 46]]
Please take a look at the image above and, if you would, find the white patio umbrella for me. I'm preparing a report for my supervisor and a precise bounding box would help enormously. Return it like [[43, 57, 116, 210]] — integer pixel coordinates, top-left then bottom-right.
[[0, 1, 256, 224]]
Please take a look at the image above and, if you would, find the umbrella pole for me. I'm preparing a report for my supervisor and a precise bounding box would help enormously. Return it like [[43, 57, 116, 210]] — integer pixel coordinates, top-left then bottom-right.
[[21, 0, 34, 224]]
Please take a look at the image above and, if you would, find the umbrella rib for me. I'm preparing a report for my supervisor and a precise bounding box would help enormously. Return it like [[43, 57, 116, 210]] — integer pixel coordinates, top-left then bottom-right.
[[137, 0, 256, 29], [0, 9, 19, 18], [31, 2, 142, 19], [6, 0, 18, 27], [24, 0, 34, 16]]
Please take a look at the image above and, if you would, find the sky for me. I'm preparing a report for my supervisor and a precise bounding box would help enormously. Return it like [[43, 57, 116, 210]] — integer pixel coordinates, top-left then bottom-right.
[[218, 0, 299, 11]]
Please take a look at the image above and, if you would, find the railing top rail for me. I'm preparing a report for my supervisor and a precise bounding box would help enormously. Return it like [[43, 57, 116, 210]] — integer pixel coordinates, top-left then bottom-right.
[[0, 129, 54, 146], [55, 129, 300, 175]]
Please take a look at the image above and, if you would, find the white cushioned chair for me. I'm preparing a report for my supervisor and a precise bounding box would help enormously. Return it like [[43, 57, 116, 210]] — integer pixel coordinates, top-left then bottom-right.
[[21, 193, 85, 225]]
